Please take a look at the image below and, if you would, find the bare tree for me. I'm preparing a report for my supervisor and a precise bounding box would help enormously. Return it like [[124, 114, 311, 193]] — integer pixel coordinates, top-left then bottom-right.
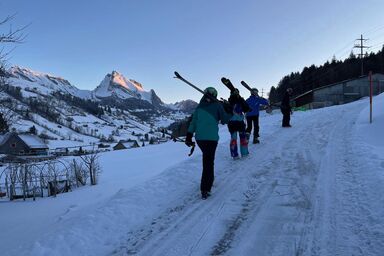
[[0, 14, 27, 64], [0, 15, 27, 129], [69, 158, 88, 186], [80, 150, 101, 186]]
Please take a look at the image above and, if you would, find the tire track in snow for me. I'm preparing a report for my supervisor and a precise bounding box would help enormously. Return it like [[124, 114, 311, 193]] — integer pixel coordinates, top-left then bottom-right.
[[298, 101, 384, 256], [111, 103, 375, 256], [219, 108, 345, 256], [110, 123, 296, 255]]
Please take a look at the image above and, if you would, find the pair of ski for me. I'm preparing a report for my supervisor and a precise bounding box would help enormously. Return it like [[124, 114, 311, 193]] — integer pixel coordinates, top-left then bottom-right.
[[222, 76, 273, 114]]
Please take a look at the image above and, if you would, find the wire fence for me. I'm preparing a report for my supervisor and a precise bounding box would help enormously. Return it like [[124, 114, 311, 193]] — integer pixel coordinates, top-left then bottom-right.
[[0, 153, 101, 201]]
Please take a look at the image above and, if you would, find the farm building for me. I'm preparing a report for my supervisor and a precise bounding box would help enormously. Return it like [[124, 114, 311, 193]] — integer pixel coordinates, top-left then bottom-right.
[[294, 73, 384, 109], [0, 132, 49, 156], [113, 140, 140, 150]]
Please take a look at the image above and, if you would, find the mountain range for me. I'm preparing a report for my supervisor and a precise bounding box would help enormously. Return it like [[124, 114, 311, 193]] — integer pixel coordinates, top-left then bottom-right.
[[1, 66, 197, 146]]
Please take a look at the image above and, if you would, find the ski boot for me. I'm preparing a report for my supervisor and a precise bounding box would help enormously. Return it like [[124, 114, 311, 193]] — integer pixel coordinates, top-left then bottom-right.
[[253, 137, 260, 144], [201, 191, 210, 200]]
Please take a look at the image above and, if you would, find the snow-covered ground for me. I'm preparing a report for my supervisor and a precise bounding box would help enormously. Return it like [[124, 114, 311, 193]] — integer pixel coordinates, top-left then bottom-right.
[[1, 94, 384, 256]]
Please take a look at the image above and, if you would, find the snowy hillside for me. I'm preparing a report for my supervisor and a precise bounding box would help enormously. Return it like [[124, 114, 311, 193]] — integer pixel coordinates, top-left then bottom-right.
[[7, 66, 92, 99], [1, 66, 190, 146], [1, 93, 383, 255]]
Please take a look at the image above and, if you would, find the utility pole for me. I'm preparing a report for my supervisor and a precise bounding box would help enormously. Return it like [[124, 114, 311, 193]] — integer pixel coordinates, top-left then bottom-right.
[[354, 34, 369, 76]]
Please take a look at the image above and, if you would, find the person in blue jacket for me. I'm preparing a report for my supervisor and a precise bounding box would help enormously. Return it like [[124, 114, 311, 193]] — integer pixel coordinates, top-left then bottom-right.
[[245, 88, 269, 144]]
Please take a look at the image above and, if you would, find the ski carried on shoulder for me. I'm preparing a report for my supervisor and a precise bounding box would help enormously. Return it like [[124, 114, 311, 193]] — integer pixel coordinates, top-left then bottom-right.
[[174, 72, 205, 95], [240, 80, 253, 92], [241, 80, 274, 114], [174, 72, 219, 103], [174, 72, 234, 109], [172, 71, 211, 156], [221, 77, 237, 92]]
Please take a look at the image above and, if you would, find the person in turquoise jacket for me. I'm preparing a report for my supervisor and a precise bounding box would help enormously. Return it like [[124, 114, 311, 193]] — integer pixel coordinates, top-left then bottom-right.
[[185, 87, 232, 199], [245, 88, 269, 144]]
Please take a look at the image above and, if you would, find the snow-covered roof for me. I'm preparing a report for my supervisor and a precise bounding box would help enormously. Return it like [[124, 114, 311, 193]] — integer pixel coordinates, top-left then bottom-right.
[[18, 134, 48, 149], [115, 141, 138, 148], [122, 141, 138, 147]]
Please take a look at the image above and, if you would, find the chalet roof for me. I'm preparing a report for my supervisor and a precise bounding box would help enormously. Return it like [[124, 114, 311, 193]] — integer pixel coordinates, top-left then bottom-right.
[[0, 133, 12, 145], [114, 140, 138, 148], [18, 134, 48, 149]]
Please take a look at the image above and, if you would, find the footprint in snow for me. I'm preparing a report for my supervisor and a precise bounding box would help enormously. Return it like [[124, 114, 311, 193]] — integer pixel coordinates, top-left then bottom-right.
[[56, 204, 78, 222]]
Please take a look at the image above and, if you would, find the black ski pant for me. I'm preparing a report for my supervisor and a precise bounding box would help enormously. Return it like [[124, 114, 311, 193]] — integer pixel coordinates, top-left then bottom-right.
[[197, 140, 218, 193], [246, 115, 260, 138], [281, 109, 291, 127]]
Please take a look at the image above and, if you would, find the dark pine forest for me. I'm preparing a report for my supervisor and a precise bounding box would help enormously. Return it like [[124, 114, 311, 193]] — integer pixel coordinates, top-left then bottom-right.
[[269, 46, 384, 103]]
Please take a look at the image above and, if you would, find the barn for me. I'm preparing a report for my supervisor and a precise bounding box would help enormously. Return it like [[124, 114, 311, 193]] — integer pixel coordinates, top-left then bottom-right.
[[0, 132, 49, 156], [113, 140, 140, 150]]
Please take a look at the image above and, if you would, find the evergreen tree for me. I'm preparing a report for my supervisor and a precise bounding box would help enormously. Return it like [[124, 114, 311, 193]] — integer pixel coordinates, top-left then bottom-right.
[[268, 46, 384, 103], [0, 112, 9, 132], [29, 125, 37, 135]]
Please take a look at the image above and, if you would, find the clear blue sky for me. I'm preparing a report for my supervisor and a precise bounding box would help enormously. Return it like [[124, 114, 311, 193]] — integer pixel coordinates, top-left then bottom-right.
[[1, 0, 384, 103]]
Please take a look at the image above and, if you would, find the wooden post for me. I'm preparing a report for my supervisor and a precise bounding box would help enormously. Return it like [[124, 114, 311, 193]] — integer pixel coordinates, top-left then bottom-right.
[[369, 71, 373, 124], [40, 172, 44, 198], [10, 184, 13, 201], [5, 175, 9, 199]]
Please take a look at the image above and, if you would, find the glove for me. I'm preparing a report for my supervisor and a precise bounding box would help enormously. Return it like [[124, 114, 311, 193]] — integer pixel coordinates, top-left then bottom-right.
[[222, 101, 233, 114], [185, 132, 194, 147]]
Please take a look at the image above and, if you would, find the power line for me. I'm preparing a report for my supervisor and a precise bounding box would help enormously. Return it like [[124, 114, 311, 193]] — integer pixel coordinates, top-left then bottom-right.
[[271, 33, 382, 99], [363, 24, 384, 35]]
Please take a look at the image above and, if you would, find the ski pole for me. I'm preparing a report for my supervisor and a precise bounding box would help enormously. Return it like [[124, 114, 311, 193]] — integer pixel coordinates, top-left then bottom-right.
[[161, 128, 196, 156]]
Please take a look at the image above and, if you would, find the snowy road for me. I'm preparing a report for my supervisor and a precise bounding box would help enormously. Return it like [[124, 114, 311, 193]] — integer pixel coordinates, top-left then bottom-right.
[[109, 99, 384, 256], [4, 96, 384, 256]]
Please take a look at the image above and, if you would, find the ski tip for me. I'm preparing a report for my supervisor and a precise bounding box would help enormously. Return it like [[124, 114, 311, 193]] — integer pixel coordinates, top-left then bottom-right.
[[241, 81, 246, 85], [174, 71, 181, 79], [221, 77, 228, 83]]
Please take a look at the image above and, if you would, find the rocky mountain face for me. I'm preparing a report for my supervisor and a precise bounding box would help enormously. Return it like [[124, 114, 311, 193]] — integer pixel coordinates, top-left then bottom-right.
[[172, 100, 198, 114]]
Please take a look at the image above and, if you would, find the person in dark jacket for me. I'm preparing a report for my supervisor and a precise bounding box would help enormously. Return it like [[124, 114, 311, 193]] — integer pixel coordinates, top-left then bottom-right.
[[280, 88, 293, 127], [245, 88, 269, 144], [185, 87, 232, 199], [227, 89, 251, 159]]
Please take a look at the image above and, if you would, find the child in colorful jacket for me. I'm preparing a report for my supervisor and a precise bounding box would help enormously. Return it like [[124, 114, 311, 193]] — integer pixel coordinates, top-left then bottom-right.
[[227, 89, 250, 159]]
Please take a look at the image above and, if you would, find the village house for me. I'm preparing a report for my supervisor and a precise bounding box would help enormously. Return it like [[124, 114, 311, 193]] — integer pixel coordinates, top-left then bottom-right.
[[113, 140, 140, 150], [0, 132, 49, 156]]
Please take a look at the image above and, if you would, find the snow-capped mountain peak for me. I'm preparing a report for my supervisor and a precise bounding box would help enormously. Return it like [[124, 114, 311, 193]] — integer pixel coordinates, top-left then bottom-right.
[[93, 71, 153, 102]]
